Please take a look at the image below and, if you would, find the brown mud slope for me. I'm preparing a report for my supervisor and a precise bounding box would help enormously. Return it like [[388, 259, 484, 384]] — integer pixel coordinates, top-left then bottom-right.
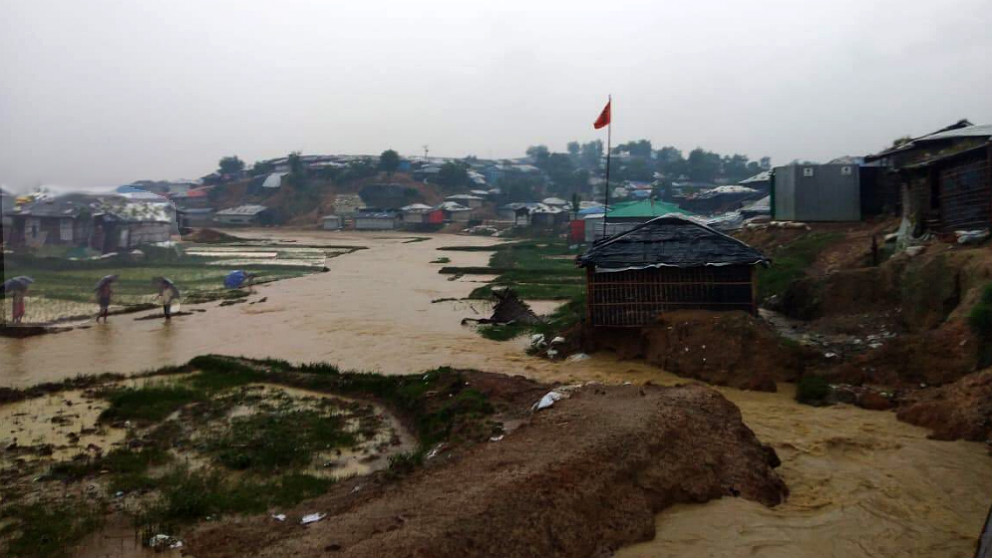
[[827, 319, 976, 386], [188, 383, 786, 558], [579, 310, 808, 392], [897, 368, 992, 443]]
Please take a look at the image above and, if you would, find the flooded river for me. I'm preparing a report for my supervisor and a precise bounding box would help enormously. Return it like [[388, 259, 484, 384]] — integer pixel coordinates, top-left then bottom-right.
[[2, 230, 990, 557]]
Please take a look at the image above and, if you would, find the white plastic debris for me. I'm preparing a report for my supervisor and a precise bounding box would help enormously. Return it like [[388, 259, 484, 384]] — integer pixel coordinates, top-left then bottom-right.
[[955, 229, 990, 245], [272, 514, 286, 522], [905, 246, 925, 257], [426, 443, 444, 459], [546, 349, 559, 359], [530, 333, 545, 344], [301, 512, 326, 525], [489, 435, 504, 442], [533, 390, 565, 411], [824, 352, 838, 359], [550, 336, 566, 345], [566, 353, 591, 362], [148, 534, 183, 550]]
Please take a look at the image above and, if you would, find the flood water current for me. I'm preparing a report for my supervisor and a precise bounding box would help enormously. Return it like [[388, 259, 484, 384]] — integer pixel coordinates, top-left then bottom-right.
[[2, 230, 990, 557]]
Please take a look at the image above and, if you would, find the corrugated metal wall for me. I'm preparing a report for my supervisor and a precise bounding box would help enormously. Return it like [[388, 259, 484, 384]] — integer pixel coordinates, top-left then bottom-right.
[[773, 164, 862, 221]]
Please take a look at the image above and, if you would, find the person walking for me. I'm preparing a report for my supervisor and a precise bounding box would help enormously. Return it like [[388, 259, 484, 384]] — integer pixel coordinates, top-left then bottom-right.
[[154, 277, 180, 321], [94, 275, 118, 322]]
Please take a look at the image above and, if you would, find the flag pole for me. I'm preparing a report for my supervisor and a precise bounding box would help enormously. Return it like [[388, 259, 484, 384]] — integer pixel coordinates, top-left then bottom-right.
[[602, 94, 611, 240]]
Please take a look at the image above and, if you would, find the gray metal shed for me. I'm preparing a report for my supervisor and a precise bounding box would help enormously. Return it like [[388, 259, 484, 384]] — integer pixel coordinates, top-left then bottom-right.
[[772, 164, 862, 221]]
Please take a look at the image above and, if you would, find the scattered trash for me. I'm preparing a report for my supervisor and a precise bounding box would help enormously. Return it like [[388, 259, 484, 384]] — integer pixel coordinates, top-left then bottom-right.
[[533, 390, 565, 411], [114, 491, 124, 498], [955, 229, 990, 245], [301, 512, 326, 525], [824, 352, 838, 359], [566, 353, 590, 362], [489, 435, 504, 442], [426, 444, 444, 459], [272, 514, 286, 522], [148, 534, 183, 550], [546, 349, 559, 359], [550, 336, 566, 345], [905, 246, 925, 257]]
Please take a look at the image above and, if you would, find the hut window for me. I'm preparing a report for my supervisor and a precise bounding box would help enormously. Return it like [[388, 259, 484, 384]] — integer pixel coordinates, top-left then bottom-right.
[[803, 167, 815, 177]]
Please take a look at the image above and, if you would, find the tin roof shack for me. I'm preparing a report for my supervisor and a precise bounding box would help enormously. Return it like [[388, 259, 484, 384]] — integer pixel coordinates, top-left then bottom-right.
[[436, 202, 472, 223], [771, 163, 864, 221], [444, 194, 484, 209], [355, 210, 400, 230], [865, 122, 992, 237], [679, 186, 762, 215], [578, 216, 769, 327], [6, 194, 100, 249], [322, 215, 342, 230], [215, 205, 273, 226], [94, 200, 174, 253]]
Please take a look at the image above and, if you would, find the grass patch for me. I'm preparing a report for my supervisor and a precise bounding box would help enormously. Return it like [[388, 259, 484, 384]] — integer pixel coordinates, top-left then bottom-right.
[[0, 502, 103, 558], [430, 257, 451, 264], [757, 232, 844, 301], [795, 374, 831, 406], [210, 410, 356, 471], [99, 385, 203, 423], [403, 237, 430, 243]]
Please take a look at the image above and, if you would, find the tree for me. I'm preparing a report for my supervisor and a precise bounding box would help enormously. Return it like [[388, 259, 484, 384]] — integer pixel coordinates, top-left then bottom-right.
[[378, 149, 400, 175], [687, 148, 721, 183], [580, 140, 603, 169], [218, 155, 245, 176], [251, 160, 274, 176], [616, 139, 652, 158], [287, 151, 307, 189], [437, 161, 470, 191], [526, 145, 550, 168], [566, 142, 581, 163]]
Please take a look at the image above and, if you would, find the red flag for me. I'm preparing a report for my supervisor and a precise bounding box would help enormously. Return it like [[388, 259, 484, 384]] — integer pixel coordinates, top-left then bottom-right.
[[593, 100, 611, 129]]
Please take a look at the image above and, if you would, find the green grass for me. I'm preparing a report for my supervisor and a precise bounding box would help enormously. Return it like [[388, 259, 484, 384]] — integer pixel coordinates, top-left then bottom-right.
[[210, 410, 356, 471], [795, 374, 831, 406], [48, 446, 171, 483], [430, 256, 451, 264], [0, 502, 103, 558], [756, 232, 844, 301], [99, 385, 203, 423]]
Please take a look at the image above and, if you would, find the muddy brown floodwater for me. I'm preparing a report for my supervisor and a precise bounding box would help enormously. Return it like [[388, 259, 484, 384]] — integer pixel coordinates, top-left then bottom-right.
[[2, 230, 991, 558]]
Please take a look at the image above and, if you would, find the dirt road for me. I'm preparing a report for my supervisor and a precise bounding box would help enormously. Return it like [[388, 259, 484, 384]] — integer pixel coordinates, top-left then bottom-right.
[[2, 229, 991, 557]]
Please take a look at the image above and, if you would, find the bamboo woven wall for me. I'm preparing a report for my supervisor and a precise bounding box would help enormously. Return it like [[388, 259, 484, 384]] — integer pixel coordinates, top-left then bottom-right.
[[587, 265, 755, 327]]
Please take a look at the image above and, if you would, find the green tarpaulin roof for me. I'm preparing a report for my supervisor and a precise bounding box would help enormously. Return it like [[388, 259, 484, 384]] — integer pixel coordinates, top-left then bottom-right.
[[605, 200, 693, 218]]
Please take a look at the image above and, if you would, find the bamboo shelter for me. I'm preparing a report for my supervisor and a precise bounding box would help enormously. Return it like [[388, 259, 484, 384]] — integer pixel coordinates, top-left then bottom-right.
[[577, 215, 769, 327]]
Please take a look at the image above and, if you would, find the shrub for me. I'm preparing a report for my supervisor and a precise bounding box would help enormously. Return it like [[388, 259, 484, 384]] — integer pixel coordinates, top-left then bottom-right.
[[795, 374, 831, 405], [968, 283, 992, 367]]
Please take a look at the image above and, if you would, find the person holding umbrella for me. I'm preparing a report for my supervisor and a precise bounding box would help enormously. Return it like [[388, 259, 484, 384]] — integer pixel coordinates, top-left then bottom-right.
[[153, 277, 180, 321], [1, 276, 34, 324], [94, 274, 118, 322]]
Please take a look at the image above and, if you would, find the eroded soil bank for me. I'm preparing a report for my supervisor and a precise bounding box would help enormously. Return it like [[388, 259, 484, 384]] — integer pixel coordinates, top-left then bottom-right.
[[188, 382, 786, 558]]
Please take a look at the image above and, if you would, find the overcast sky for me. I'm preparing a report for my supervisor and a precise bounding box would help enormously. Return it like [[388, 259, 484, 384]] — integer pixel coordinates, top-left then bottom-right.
[[1, 0, 990, 191]]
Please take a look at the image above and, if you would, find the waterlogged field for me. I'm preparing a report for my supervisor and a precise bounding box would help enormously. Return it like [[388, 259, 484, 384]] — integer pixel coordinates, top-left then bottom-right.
[[1, 243, 349, 324]]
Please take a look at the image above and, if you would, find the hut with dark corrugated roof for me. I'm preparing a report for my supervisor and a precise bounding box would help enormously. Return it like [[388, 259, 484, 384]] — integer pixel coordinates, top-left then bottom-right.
[[577, 215, 769, 327]]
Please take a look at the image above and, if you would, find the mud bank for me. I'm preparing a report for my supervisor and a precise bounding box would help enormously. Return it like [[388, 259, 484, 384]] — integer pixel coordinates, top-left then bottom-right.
[[189, 382, 786, 558], [898, 368, 992, 443], [576, 310, 807, 391]]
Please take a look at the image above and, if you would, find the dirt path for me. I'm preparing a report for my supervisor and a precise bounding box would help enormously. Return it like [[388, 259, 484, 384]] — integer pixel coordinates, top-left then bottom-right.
[[2, 229, 991, 557]]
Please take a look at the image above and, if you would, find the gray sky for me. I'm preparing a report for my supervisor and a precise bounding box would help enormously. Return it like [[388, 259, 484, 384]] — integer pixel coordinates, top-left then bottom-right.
[[2, 0, 990, 191]]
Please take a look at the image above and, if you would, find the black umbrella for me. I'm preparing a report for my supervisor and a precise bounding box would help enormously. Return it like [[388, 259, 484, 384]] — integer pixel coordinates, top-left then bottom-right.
[[94, 274, 119, 291], [1, 276, 34, 296], [153, 276, 180, 297]]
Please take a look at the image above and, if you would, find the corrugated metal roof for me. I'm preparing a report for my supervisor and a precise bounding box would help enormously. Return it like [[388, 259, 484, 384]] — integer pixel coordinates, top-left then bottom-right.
[[216, 205, 269, 216], [578, 215, 768, 271], [917, 123, 992, 142]]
